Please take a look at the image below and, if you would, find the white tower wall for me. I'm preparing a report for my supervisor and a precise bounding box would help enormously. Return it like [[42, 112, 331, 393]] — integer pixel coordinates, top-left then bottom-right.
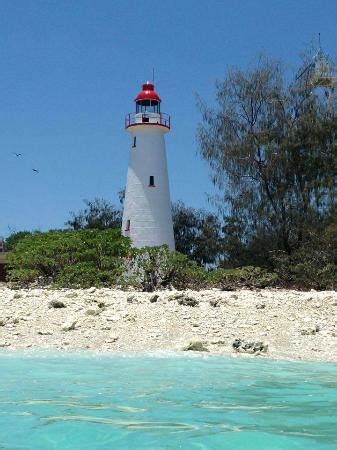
[[122, 121, 175, 250]]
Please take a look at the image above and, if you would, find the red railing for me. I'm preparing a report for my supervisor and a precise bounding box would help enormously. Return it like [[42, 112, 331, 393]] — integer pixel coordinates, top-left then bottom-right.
[[125, 112, 170, 129]]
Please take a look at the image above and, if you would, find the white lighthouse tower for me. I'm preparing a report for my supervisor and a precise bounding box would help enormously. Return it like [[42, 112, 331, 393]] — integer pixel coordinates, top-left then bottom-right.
[[122, 82, 175, 250]]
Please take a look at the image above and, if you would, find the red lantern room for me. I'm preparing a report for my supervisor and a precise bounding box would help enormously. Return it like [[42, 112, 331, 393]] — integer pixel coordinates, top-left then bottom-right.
[[125, 81, 170, 129], [135, 82, 161, 113]]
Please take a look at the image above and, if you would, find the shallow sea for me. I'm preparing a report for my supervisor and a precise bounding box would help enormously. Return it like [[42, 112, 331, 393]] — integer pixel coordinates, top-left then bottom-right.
[[0, 350, 336, 449]]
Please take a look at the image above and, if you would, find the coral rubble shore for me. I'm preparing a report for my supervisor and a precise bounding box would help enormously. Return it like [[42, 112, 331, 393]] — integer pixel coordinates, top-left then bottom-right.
[[0, 286, 336, 361]]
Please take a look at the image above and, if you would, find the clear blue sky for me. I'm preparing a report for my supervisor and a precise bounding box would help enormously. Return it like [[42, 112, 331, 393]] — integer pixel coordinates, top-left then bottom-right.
[[1, 0, 336, 237]]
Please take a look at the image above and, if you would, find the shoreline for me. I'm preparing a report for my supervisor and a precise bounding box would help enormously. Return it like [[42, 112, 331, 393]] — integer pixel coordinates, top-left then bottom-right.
[[2, 347, 337, 366], [0, 286, 336, 362]]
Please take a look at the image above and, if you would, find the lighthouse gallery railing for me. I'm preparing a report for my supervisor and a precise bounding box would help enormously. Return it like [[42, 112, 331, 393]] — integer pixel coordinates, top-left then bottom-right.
[[125, 112, 170, 129]]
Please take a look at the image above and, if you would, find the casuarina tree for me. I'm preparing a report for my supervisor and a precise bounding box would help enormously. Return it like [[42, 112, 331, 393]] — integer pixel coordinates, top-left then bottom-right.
[[198, 56, 336, 264], [66, 198, 122, 230]]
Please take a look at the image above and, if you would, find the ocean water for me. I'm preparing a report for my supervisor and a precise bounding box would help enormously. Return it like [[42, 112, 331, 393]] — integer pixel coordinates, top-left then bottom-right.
[[0, 351, 336, 450]]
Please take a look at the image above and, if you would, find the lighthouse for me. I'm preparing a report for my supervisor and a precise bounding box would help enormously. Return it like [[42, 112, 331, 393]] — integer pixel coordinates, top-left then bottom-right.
[[122, 82, 175, 250]]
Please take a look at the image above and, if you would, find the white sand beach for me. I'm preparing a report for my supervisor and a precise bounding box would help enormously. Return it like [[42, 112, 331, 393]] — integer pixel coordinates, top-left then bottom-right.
[[0, 286, 336, 361]]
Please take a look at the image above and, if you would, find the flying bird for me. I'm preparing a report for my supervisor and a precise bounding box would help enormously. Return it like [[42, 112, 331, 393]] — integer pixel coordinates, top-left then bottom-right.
[[13, 152, 22, 157], [32, 169, 39, 173]]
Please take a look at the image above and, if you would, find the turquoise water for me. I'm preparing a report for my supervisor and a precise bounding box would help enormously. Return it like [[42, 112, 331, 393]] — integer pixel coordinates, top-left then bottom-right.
[[0, 351, 337, 449]]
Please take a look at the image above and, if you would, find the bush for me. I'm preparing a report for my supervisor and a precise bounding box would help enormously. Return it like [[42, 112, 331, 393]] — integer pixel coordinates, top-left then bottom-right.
[[272, 250, 336, 291], [7, 228, 131, 287], [271, 219, 336, 290], [55, 262, 109, 288], [209, 266, 278, 290], [6, 229, 286, 291], [125, 246, 191, 292], [171, 263, 210, 290], [5, 231, 32, 251]]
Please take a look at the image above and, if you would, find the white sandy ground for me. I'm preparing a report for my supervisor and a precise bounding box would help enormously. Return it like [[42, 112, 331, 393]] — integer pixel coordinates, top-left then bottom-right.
[[0, 286, 336, 362]]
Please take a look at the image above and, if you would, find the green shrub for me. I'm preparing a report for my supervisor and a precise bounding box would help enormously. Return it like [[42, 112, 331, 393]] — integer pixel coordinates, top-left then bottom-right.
[[125, 246, 190, 292], [7, 228, 130, 287], [271, 220, 336, 290], [7, 268, 39, 285], [209, 266, 278, 290], [6, 228, 283, 291], [55, 262, 106, 288], [5, 231, 32, 251], [172, 263, 210, 290], [272, 248, 336, 290]]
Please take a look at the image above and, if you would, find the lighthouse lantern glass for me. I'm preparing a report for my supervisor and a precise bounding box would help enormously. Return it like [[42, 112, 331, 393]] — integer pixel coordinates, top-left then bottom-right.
[[136, 100, 160, 114]]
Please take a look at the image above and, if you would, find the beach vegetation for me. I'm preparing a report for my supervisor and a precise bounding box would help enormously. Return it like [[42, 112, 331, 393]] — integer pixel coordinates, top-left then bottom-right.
[[7, 226, 334, 290], [5, 231, 32, 251], [271, 213, 337, 290], [7, 228, 130, 288], [208, 266, 279, 290], [125, 245, 191, 292]]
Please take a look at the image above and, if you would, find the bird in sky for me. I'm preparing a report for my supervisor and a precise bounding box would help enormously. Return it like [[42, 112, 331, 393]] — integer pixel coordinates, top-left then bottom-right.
[[32, 169, 39, 173], [13, 152, 22, 157]]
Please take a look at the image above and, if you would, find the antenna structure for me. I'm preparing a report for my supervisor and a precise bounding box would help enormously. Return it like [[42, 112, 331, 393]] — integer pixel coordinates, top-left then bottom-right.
[[297, 34, 337, 113]]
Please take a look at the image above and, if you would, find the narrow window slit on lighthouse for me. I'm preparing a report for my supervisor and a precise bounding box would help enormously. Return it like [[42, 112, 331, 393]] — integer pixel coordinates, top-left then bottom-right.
[[132, 137, 136, 148], [125, 219, 130, 231], [149, 176, 155, 187]]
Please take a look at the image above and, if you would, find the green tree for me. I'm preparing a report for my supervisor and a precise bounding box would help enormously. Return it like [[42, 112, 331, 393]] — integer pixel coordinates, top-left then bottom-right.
[[66, 198, 122, 230], [198, 56, 336, 264], [172, 201, 223, 266]]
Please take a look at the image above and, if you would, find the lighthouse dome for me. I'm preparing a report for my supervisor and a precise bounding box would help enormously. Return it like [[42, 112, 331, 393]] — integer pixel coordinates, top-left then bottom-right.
[[135, 82, 161, 102]]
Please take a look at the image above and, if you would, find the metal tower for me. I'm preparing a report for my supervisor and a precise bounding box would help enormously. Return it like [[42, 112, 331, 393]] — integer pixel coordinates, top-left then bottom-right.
[[297, 35, 337, 113]]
